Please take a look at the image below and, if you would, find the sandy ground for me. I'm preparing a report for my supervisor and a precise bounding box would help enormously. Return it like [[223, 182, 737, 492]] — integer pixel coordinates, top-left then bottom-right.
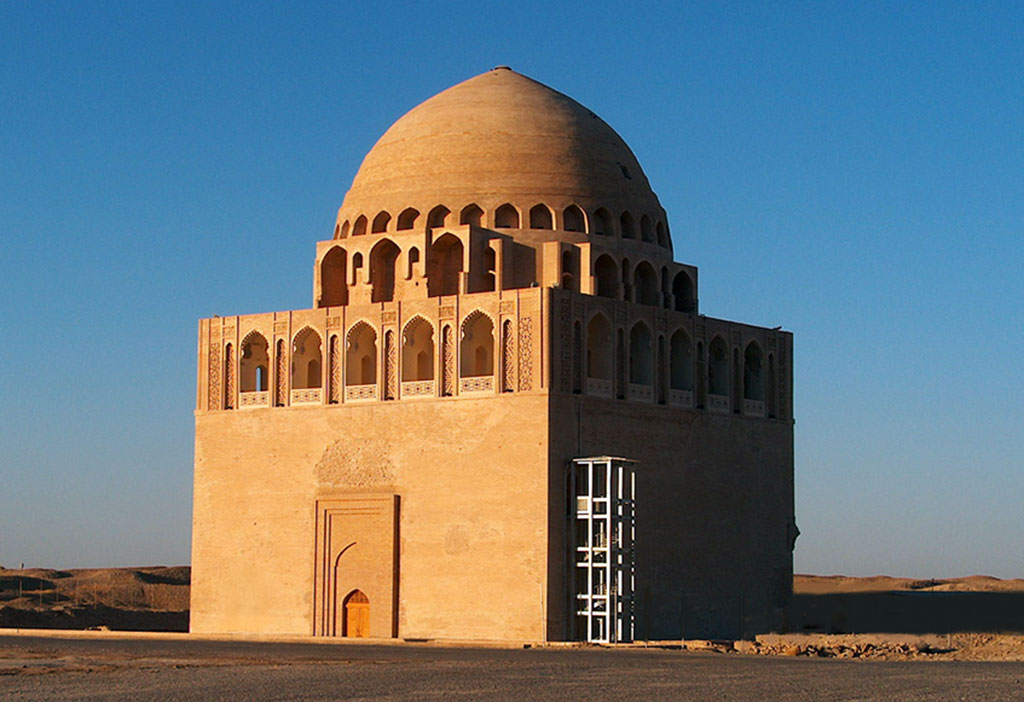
[[1, 634, 1023, 702]]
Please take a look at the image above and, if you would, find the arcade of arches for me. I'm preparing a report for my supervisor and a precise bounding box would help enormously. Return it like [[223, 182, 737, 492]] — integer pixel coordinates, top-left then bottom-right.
[[210, 304, 784, 418]]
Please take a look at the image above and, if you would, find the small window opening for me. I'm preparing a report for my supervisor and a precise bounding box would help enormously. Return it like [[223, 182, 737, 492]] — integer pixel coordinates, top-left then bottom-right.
[[371, 211, 391, 234], [397, 208, 419, 231], [495, 203, 519, 228]]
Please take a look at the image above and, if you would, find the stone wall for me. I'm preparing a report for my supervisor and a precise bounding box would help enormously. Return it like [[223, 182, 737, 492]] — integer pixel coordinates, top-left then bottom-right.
[[191, 393, 551, 640]]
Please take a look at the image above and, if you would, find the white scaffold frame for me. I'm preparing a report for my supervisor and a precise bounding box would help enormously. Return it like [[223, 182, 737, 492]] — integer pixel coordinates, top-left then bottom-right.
[[569, 456, 636, 643]]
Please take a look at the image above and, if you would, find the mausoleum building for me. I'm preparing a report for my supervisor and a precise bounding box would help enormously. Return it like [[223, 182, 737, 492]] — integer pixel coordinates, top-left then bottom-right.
[[191, 67, 795, 642]]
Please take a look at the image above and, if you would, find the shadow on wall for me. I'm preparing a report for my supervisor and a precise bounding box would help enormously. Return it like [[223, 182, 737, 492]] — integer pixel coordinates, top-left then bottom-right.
[[791, 592, 1024, 634]]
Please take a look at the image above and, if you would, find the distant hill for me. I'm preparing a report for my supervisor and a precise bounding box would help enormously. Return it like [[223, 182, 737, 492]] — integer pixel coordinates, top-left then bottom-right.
[[0, 565, 189, 631], [3, 567, 1022, 633], [795, 573, 1024, 594], [792, 574, 1024, 635]]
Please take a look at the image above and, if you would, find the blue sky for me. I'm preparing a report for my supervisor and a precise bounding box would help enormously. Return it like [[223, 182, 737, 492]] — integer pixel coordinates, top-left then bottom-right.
[[1, 2, 1021, 577]]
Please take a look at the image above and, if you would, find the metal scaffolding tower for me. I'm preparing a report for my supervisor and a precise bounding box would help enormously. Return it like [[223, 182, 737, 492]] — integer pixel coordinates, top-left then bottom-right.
[[569, 456, 636, 643]]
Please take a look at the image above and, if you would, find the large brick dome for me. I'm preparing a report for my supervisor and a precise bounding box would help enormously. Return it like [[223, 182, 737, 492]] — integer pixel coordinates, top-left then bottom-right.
[[336, 67, 667, 244]]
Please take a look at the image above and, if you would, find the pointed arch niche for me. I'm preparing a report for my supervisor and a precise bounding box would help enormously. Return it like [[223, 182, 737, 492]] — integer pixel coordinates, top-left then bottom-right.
[[529, 204, 553, 229], [593, 255, 619, 299], [396, 208, 419, 231], [669, 329, 693, 407], [707, 336, 729, 413], [291, 327, 323, 404], [495, 203, 519, 228], [240, 331, 270, 407], [743, 341, 765, 416], [459, 203, 483, 227], [563, 204, 586, 232], [673, 271, 695, 313], [460, 312, 494, 392], [427, 234, 463, 297], [629, 322, 653, 402], [401, 317, 435, 396], [320, 247, 349, 307], [633, 261, 659, 306], [346, 322, 378, 401], [370, 239, 400, 303], [428, 205, 451, 228]]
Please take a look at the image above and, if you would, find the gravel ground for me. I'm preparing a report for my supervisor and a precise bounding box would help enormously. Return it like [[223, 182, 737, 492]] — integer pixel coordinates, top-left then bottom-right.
[[2, 634, 1023, 701]]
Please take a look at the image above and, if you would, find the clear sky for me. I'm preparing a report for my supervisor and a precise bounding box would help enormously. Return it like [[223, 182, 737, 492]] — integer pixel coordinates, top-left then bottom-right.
[[1, 2, 1021, 578]]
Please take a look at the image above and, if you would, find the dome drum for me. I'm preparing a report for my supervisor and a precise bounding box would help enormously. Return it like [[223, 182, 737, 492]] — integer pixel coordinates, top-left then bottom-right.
[[335, 201, 671, 251]]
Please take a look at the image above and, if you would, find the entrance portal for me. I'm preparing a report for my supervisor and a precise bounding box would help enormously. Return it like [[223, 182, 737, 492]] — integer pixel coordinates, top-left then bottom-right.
[[343, 590, 370, 637], [313, 495, 398, 637]]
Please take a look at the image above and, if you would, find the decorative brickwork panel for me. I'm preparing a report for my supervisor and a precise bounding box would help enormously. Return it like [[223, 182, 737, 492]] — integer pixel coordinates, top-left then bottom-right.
[[439, 325, 454, 397], [518, 317, 533, 391], [499, 300, 515, 315], [572, 321, 583, 394], [460, 376, 493, 393], [291, 388, 322, 404], [345, 384, 378, 402], [629, 383, 653, 402], [384, 330, 397, 400], [777, 345, 788, 419], [274, 321, 288, 334], [708, 394, 730, 413], [329, 335, 341, 404], [501, 320, 515, 392], [668, 389, 693, 407], [224, 343, 235, 410], [239, 391, 270, 408], [440, 305, 455, 320], [327, 316, 341, 329], [559, 299, 571, 392], [275, 339, 287, 406], [402, 380, 435, 397], [656, 337, 665, 405], [382, 311, 397, 324], [208, 342, 221, 410], [616, 331, 626, 399]]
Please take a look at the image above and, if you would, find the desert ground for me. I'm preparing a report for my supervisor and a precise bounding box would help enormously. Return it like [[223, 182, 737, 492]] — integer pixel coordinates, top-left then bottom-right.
[[3, 568, 1024, 701], [1, 634, 1024, 702], [3, 566, 1024, 661]]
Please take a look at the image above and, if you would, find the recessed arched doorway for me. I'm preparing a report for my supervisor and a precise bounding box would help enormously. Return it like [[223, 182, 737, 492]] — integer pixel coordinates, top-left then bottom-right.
[[342, 589, 370, 637]]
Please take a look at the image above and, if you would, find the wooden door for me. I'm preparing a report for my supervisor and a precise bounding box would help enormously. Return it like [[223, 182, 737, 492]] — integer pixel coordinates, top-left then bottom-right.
[[343, 590, 370, 637]]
